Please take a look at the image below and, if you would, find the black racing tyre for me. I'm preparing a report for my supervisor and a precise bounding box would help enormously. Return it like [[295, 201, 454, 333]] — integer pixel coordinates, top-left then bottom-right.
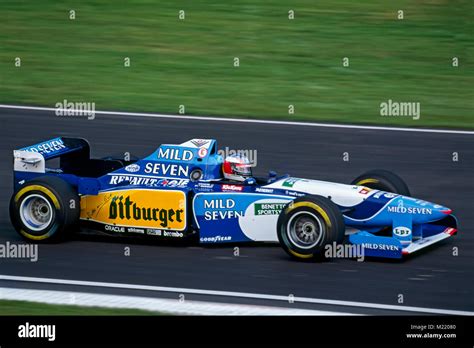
[[351, 169, 410, 196], [277, 195, 345, 261], [9, 176, 80, 242]]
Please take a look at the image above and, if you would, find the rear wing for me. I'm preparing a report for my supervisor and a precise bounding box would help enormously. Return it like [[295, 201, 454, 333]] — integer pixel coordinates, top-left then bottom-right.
[[14, 137, 90, 173]]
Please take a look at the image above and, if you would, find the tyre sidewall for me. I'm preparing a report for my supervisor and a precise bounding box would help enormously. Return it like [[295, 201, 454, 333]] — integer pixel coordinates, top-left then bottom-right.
[[277, 197, 344, 259], [9, 178, 78, 242]]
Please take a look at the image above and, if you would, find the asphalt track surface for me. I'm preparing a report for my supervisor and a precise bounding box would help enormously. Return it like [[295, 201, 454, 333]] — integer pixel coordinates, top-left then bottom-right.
[[0, 108, 473, 314]]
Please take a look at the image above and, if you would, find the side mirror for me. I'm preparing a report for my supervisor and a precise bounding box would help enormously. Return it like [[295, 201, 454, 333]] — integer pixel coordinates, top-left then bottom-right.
[[268, 171, 277, 183], [245, 177, 256, 185]]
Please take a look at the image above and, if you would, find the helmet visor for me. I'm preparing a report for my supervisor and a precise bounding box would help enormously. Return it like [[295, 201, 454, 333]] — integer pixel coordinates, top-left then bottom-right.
[[232, 163, 252, 176]]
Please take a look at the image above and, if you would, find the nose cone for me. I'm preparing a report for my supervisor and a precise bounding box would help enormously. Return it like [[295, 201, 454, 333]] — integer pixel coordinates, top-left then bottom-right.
[[440, 208, 453, 215], [429, 202, 453, 218], [432, 208, 452, 221], [386, 196, 453, 222]]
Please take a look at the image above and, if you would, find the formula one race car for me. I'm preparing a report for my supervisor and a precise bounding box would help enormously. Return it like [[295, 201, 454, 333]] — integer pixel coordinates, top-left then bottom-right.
[[10, 137, 458, 260]]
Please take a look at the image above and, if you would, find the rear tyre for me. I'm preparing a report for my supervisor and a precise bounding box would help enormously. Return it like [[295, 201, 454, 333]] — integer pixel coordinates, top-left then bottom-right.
[[351, 169, 410, 196], [277, 195, 345, 261], [9, 176, 80, 242]]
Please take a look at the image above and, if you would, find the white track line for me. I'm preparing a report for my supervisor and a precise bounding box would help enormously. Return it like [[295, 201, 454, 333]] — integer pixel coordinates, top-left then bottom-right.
[[0, 287, 352, 315], [0, 104, 473, 135], [0, 274, 472, 315]]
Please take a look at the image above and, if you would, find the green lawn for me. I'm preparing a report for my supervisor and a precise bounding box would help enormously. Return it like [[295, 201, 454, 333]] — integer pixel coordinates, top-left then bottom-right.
[[0, 299, 159, 315], [1, 0, 472, 128]]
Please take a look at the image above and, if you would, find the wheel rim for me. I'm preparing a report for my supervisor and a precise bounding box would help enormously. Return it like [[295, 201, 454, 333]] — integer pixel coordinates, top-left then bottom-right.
[[19, 194, 54, 232], [287, 211, 324, 249]]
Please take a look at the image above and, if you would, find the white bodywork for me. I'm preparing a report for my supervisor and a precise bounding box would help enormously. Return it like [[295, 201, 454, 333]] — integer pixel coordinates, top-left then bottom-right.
[[200, 178, 377, 243], [265, 177, 376, 207]]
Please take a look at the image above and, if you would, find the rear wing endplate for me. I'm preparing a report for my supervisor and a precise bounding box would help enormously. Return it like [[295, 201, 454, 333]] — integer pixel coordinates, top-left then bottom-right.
[[14, 137, 90, 173]]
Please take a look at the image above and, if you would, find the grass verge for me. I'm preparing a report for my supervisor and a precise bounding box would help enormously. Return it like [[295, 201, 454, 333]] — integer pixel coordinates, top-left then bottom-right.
[[1, 1, 472, 128]]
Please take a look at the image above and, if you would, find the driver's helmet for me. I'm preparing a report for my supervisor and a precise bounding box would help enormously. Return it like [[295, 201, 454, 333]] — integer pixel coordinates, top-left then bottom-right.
[[222, 154, 252, 182]]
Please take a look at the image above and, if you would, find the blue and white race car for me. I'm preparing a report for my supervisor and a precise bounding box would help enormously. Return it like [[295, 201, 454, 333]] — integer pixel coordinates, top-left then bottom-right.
[[10, 137, 458, 260]]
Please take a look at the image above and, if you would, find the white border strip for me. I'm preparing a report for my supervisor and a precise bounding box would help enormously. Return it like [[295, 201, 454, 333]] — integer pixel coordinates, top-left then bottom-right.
[[0, 274, 472, 315], [1, 104, 473, 135], [0, 287, 350, 316]]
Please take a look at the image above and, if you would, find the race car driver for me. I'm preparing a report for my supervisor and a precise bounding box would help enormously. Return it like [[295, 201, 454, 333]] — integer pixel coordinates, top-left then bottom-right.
[[222, 154, 253, 182]]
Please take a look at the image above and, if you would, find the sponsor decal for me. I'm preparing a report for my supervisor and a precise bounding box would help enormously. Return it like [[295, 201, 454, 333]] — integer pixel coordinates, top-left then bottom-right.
[[254, 202, 286, 215], [387, 206, 432, 215], [81, 190, 186, 230], [146, 229, 162, 236], [197, 183, 214, 188], [105, 225, 125, 233], [285, 191, 305, 197], [393, 226, 412, 237], [110, 176, 188, 188], [198, 147, 208, 158], [282, 178, 300, 188], [158, 147, 193, 161], [255, 187, 274, 194], [204, 199, 236, 209], [384, 193, 397, 198], [109, 175, 159, 186], [21, 138, 66, 155], [163, 231, 184, 238], [190, 139, 210, 148], [108, 196, 183, 228], [359, 187, 372, 195], [222, 184, 243, 192], [158, 179, 189, 188], [196, 182, 215, 192], [124, 164, 140, 173], [361, 243, 399, 251], [144, 162, 189, 177], [127, 227, 145, 234], [200, 236, 232, 243], [203, 199, 243, 220]]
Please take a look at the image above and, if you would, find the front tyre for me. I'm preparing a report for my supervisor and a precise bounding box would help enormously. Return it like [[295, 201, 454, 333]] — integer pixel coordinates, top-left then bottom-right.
[[9, 176, 80, 242], [277, 195, 345, 261], [351, 169, 410, 196]]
